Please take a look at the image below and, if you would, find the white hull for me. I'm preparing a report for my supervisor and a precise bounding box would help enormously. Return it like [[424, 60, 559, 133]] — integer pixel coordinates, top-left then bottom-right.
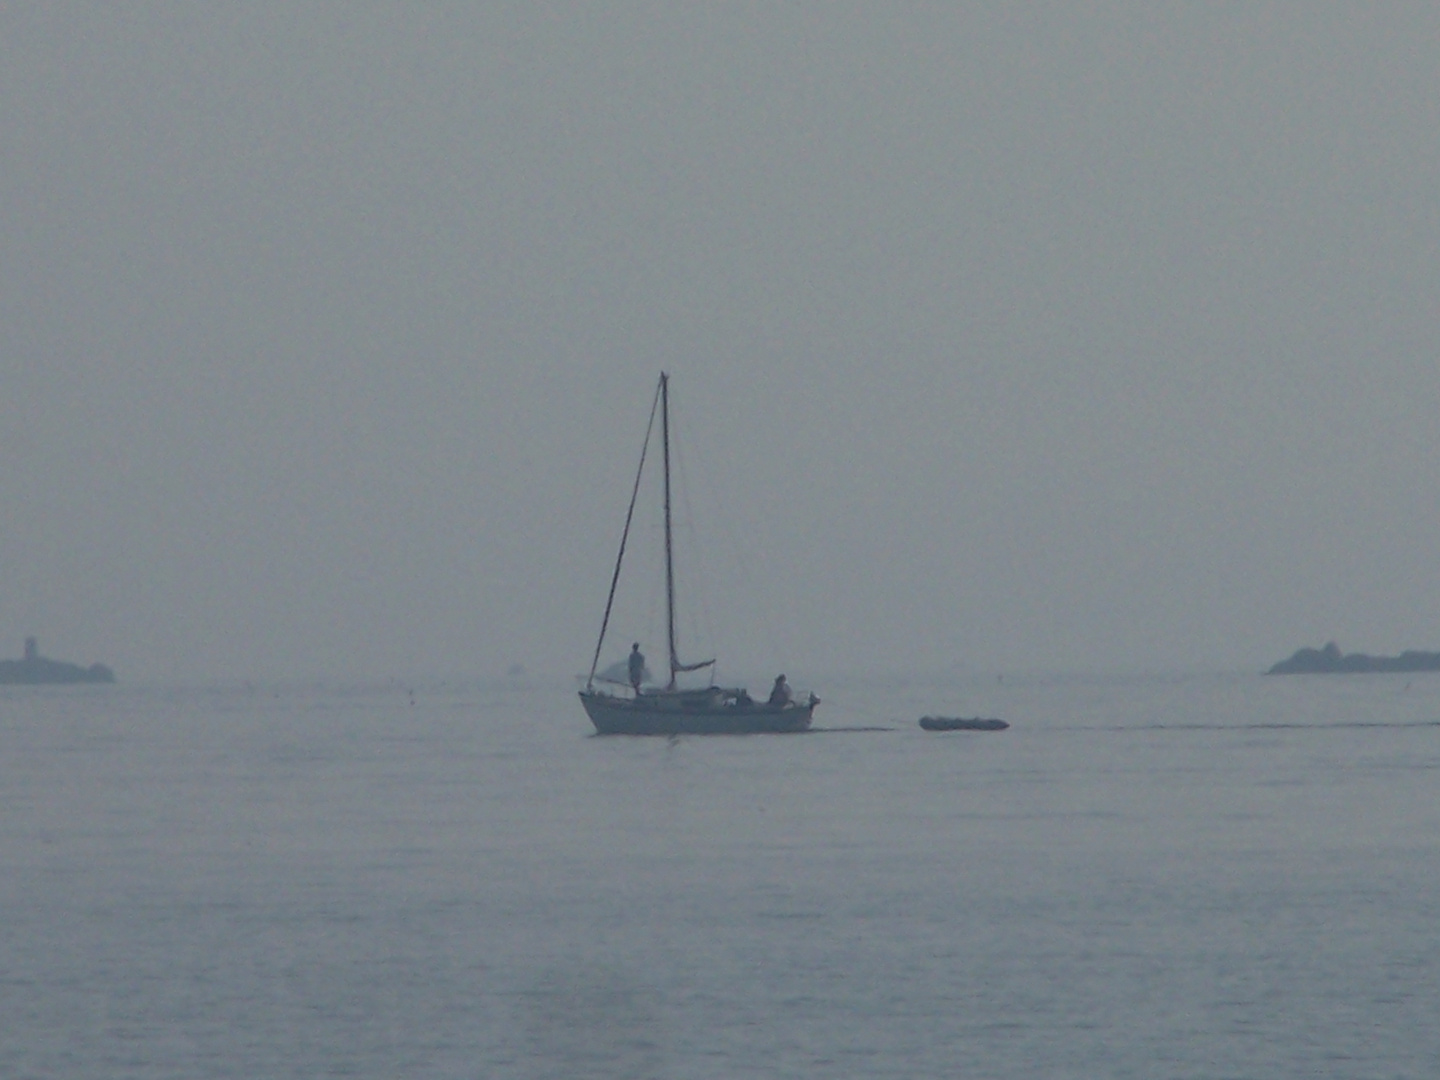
[[579, 690, 815, 735]]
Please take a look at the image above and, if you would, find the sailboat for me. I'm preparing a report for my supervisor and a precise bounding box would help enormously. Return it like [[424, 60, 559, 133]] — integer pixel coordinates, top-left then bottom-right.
[[579, 373, 818, 735]]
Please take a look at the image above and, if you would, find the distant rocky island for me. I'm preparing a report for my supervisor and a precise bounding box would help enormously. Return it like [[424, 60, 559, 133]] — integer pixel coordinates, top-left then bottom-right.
[[1266, 642, 1440, 675], [0, 637, 115, 684]]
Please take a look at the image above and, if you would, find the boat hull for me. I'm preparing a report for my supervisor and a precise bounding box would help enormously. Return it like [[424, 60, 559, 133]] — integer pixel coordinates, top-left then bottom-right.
[[580, 691, 814, 735]]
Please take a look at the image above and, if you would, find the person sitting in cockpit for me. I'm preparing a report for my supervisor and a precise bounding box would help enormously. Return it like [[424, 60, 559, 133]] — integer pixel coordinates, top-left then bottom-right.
[[767, 674, 792, 706]]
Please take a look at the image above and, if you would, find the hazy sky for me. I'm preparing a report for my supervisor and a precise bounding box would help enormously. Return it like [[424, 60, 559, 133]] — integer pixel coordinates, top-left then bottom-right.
[[3, 4, 1438, 682]]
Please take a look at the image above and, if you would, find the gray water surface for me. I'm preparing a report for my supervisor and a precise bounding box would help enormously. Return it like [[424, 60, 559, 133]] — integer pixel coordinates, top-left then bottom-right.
[[3, 673, 1438, 1077]]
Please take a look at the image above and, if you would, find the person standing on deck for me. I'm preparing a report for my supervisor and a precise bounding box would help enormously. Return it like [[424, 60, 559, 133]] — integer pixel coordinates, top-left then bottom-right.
[[628, 643, 646, 694]]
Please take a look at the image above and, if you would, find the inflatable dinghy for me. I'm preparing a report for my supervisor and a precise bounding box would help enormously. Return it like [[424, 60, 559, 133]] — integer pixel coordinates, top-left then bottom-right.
[[918, 716, 1008, 732]]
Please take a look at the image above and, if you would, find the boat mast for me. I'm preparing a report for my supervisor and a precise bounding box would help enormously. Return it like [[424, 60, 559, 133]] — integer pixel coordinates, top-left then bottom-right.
[[661, 372, 678, 690]]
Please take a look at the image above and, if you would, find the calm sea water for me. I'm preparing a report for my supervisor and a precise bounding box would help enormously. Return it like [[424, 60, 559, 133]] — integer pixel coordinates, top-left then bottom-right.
[[3, 671, 1438, 1078]]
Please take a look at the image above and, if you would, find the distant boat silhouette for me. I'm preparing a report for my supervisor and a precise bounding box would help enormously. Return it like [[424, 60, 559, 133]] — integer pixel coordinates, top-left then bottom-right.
[[0, 637, 115, 684], [578, 374, 818, 735]]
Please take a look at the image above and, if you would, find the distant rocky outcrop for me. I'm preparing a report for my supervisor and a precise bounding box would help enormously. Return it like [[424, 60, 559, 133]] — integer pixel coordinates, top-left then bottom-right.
[[1266, 641, 1440, 675], [0, 637, 115, 684]]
